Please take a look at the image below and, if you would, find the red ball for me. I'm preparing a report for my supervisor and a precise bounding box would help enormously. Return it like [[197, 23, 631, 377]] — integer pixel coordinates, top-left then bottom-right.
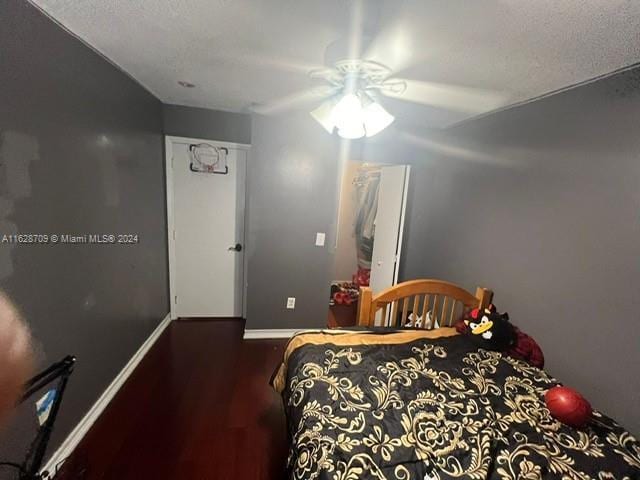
[[545, 386, 592, 428]]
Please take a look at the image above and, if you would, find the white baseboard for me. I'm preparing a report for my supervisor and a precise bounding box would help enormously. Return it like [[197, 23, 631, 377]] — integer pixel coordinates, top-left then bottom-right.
[[243, 328, 313, 339], [41, 313, 172, 478]]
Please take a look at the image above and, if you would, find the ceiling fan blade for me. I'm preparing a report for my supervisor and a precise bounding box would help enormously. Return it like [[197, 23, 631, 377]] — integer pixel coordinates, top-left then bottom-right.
[[362, 22, 415, 74], [359, 0, 432, 76], [250, 86, 338, 115], [382, 79, 508, 114]]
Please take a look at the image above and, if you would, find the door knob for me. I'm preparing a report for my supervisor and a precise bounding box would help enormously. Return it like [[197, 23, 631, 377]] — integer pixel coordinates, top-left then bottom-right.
[[228, 243, 242, 252]]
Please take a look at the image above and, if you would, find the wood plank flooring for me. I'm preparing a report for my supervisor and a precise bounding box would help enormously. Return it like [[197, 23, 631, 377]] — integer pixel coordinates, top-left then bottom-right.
[[56, 319, 288, 480]]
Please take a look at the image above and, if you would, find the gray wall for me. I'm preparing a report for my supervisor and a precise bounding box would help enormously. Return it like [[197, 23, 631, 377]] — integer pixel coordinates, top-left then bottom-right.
[[0, 0, 168, 462], [364, 68, 640, 434], [245, 112, 341, 328], [163, 104, 251, 144]]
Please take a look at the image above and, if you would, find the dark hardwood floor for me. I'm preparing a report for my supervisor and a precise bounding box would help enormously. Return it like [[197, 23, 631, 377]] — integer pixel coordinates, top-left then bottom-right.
[[56, 319, 288, 480]]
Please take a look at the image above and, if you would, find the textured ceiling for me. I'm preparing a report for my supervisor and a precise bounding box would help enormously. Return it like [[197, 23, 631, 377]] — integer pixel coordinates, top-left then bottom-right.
[[31, 0, 640, 127]]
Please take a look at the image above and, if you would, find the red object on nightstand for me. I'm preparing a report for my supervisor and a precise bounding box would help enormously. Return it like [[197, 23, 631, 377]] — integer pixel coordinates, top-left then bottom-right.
[[545, 386, 592, 428]]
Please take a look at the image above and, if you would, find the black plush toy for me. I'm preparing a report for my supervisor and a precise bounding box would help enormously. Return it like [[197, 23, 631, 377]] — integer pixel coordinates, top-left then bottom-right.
[[463, 304, 516, 351]]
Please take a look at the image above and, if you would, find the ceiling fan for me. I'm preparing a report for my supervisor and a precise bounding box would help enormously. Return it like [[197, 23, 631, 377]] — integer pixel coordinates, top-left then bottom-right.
[[308, 59, 403, 139], [251, 57, 507, 139]]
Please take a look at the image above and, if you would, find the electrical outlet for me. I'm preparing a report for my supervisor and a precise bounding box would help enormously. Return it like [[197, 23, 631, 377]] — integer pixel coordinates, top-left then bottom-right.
[[315, 232, 326, 246], [286, 297, 296, 309]]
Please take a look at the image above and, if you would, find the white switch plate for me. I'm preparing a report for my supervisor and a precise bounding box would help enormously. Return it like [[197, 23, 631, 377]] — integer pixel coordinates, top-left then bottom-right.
[[286, 297, 296, 309], [315, 232, 326, 246]]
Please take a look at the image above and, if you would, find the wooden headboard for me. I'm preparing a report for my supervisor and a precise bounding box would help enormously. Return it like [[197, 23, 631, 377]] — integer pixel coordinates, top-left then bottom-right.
[[357, 279, 493, 328]]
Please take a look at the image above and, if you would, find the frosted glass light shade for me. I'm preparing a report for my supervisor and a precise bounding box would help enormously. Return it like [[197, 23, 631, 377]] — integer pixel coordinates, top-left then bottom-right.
[[310, 100, 336, 133], [332, 94, 362, 128], [337, 123, 366, 139], [363, 102, 394, 137]]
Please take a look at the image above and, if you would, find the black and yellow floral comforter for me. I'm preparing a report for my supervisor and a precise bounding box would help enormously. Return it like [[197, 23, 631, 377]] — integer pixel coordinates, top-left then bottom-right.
[[273, 329, 640, 480]]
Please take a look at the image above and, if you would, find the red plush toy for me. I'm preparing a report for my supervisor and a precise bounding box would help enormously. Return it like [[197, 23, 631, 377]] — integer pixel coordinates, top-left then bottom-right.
[[508, 325, 545, 368], [545, 386, 592, 428]]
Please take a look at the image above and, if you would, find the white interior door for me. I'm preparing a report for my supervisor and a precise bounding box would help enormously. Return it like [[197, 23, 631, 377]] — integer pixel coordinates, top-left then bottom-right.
[[167, 138, 247, 318], [369, 165, 410, 295]]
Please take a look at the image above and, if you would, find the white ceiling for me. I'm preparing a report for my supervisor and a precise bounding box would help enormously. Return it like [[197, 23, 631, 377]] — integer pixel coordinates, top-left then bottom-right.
[[32, 0, 640, 128]]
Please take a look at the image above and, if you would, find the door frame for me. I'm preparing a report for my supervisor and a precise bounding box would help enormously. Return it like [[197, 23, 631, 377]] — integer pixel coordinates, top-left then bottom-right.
[[165, 135, 251, 320]]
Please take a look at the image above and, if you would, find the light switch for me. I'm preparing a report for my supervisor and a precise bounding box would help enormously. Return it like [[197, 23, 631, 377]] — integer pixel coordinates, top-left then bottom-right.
[[286, 297, 296, 309], [315, 232, 326, 246]]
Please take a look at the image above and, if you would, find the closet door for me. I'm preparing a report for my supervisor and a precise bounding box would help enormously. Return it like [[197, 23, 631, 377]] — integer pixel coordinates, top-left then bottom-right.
[[368, 165, 410, 295]]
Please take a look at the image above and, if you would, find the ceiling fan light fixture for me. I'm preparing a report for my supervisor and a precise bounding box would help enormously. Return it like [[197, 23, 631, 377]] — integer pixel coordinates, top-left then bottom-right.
[[310, 88, 393, 139]]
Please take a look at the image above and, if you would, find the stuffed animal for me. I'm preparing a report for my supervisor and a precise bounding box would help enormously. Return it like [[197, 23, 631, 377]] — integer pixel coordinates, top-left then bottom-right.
[[463, 304, 516, 351], [456, 304, 545, 368], [405, 310, 437, 329]]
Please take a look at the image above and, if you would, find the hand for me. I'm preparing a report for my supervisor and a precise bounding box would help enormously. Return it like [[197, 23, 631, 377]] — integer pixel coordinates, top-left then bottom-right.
[[0, 292, 34, 426]]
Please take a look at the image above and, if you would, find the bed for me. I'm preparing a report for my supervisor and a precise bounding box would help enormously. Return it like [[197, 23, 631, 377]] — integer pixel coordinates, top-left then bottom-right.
[[273, 279, 640, 479]]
